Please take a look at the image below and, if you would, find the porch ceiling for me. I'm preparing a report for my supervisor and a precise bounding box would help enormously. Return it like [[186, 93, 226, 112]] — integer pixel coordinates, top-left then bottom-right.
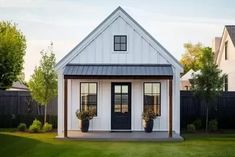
[[63, 64, 173, 79]]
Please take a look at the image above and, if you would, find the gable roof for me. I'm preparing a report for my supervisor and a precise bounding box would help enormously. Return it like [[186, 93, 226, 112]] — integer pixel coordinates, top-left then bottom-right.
[[215, 25, 235, 63], [55, 6, 183, 72], [226, 25, 235, 47], [180, 69, 195, 81]]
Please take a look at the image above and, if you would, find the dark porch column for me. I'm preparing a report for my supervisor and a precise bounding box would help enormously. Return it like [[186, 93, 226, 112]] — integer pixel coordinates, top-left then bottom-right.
[[169, 79, 173, 138], [64, 79, 68, 138]]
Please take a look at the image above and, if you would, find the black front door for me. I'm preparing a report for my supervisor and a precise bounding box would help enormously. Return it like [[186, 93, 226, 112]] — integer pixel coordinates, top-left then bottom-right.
[[111, 83, 131, 130]]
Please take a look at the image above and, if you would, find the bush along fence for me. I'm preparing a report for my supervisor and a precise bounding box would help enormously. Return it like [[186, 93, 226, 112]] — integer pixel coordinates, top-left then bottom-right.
[[181, 91, 235, 130], [1, 90, 235, 130], [0, 90, 57, 128]]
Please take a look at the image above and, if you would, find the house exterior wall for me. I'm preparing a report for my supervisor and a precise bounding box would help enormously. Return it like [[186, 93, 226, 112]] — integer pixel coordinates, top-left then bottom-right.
[[57, 72, 181, 137], [216, 29, 235, 91], [180, 80, 191, 90], [67, 79, 169, 131], [69, 16, 168, 65]]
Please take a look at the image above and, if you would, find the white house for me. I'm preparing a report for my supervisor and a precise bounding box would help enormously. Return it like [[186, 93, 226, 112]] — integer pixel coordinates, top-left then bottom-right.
[[180, 69, 195, 90], [55, 7, 183, 138], [214, 25, 235, 91], [180, 69, 201, 90]]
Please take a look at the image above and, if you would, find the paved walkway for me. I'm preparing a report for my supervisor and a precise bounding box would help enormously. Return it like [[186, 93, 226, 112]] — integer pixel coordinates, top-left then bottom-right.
[[60, 131, 184, 141]]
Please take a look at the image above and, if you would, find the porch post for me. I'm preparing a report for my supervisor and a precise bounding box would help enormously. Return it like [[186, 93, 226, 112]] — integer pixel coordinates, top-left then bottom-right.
[[64, 79, 68, 138], [169, 79, 173, 138]]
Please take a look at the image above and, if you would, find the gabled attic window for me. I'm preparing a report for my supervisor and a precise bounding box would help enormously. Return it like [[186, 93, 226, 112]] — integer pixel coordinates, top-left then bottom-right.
[[114, 35, 127, 51], [225, 41, 228, 60]]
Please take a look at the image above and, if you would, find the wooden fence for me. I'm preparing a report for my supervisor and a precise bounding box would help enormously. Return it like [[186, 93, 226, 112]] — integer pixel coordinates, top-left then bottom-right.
[[180, 91, 235, 129], [0, 90, 57, 128], [1, 90, 235, 129]]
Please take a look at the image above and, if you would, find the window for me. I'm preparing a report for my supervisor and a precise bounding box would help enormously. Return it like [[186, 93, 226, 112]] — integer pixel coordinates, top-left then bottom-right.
[[80, 83, 97, 115], [143, 83, 161, 115], [114, 85, 129, 113], [114, 35, 127, 51], [225, 41, 228, 60], [224, 75, 228, 92]]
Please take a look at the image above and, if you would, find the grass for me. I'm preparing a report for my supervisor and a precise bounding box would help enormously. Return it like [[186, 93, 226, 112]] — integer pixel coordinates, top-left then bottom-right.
[[0, 130, 235, 157]]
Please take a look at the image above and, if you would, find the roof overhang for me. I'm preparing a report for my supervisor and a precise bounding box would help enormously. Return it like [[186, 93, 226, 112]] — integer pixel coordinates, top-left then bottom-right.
[[63, 64, 173, 79]]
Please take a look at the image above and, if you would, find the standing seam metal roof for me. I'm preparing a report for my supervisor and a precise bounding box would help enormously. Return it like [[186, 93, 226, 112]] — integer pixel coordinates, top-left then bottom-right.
[[64, 64, 173, 76]]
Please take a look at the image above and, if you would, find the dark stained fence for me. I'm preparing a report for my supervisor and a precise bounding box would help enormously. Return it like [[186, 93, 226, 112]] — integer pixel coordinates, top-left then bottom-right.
[[0, 90, 57, 128], [180, 91, 235, 129]]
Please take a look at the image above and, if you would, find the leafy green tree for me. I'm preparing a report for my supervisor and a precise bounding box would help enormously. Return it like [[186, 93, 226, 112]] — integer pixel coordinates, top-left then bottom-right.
[[191, 47, 224, 132], [0, 21, 26, 89], [180, 43, 204, 74], [28, 44, 57, 124]]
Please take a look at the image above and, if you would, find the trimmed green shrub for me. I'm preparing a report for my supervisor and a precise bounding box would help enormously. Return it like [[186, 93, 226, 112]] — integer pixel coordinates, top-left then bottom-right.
[[209, 119, 218, 132], [187, 124, 196, 133], [42, 122, 53, 132], [0, 115, 57, 128], [17, 123, 27, 131], [29, 119, 42, 133], [193, 119, 202, 129]]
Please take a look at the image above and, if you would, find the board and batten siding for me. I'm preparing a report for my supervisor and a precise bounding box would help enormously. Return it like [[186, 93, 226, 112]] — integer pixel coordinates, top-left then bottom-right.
[[69, 17, 168, 65], [66, 79, 169, 131]]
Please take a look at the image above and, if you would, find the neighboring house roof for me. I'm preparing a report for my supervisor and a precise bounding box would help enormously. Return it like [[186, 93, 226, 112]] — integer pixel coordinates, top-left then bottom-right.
[[226, 25, 235, 47], [180, 69, 195, 81], [181, 69, 201, 81], [55, 6, 183, 72], [64, 64, 173, 78], [215, 25, 235, 62], [7, 81, 28, 91]]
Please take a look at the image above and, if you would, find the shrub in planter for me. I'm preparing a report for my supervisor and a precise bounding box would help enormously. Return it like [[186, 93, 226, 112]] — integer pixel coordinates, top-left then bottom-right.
[[29, 119, 42, 133], [142, 110, 158, 133], [193, 119, 202, 130], [208, 119, 218, 132], [187, 124, 196, 133], [76, 110, 95, 132], [17, 123, 27, 131], [42, 122, 53, 132]]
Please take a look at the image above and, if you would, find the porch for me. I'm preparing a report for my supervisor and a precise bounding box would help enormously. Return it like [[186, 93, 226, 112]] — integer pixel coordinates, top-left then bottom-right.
[[61, 64, 177, 138], [60, 131, 183, 141]]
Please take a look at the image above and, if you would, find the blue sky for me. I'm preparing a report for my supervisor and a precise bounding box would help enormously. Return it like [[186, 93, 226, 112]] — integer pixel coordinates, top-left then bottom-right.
[[0, 0, 235, 80]]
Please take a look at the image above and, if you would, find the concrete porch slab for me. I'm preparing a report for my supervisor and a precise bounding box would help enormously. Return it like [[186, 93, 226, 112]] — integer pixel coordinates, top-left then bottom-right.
[[58, 131, 184, 141]]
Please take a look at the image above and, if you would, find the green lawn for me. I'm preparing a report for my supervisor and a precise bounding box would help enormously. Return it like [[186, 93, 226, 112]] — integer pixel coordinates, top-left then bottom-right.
[[0, 130, 235, 157]]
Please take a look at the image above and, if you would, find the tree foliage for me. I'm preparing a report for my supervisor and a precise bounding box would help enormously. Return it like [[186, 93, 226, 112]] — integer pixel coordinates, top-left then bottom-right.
[[0, 21, 26, 89], [180, 43, 204, 74], [191, 47, 224, 131], [28, 44, 57, 123]]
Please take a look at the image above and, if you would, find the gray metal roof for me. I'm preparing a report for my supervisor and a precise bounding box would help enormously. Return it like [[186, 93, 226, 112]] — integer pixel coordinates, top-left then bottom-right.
[[64, 64, 173, 78], [226, 25, 235, 47]]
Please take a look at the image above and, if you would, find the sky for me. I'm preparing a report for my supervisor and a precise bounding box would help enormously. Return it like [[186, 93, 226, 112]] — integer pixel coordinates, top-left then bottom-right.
[[0, 0, 235, 80]]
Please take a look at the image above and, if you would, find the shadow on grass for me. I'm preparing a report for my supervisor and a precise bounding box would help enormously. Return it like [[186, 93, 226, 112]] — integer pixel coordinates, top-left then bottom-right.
[[0, 132, 235, 157], [0, 133, 67, 157]]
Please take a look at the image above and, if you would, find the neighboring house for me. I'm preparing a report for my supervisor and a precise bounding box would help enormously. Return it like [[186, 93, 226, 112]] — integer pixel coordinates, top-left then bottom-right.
[[214, 25, 235, 91], [180, 69, 195, 90], [7, 81, 28, 91], [55, 7, 183, 138]]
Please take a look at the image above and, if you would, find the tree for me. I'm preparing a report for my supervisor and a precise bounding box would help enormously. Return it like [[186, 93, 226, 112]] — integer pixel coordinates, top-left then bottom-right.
[[28, 43, 57, 124], [191, 47, 224, 132], [0, 21, 26, 89], [180, 43, 204, 74]]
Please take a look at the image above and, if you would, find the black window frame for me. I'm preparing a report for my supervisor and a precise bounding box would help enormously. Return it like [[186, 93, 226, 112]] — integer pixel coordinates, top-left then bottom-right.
[[224, 75, 228, 92], [143, 82, 161, 116], [225, 41, 228, 60], [80, 82, 98, 116], [114, 35, 127, 51]]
